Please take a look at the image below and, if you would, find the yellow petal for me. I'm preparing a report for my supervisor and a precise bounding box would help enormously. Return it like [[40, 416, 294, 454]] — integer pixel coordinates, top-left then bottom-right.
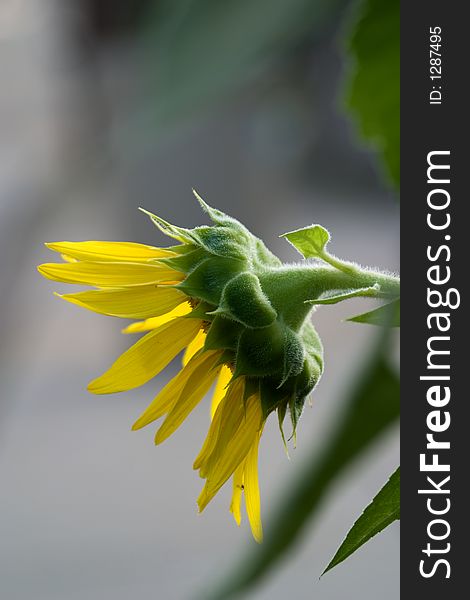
[[182, 329, 206, 366], [198, 393, 262, 511], [192, 398, 225, 472], [45, 241, 176, 262], [57, 286, 187, 319], [155, 351, 222, 444], [122, 303, 192, 333], [132, 346, 208, 430], [210, 365, 232, 418], [38, 261, 183, 287], [244, 433, 263, 542], [230, 463, 245, 527], [193, 377, 244, 474], [87, 317, 201, 394]]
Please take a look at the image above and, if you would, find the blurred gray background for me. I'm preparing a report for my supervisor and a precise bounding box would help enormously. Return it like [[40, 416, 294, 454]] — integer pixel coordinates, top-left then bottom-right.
[[0, 1, 398, 599]]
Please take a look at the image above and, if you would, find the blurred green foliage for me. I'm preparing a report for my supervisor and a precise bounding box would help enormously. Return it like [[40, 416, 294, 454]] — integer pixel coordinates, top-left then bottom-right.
[[143, 0, 346, 125], [344, 0, 400, 187]]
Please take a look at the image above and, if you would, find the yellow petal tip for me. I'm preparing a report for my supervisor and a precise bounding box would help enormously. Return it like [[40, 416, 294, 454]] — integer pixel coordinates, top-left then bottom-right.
[[230, 513, 241, 527], [37, 264, 57, 281], [154, 432, 164, 445], [86, 380, 102, 394], [197, 489, 210, 513]]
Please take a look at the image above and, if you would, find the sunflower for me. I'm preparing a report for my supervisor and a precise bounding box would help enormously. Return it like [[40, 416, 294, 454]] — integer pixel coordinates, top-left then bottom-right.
[[38, 193, 326, 542]]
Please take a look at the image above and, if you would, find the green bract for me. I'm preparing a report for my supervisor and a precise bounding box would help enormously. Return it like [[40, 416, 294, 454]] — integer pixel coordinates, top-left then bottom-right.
[[141, 193, 400, 439]]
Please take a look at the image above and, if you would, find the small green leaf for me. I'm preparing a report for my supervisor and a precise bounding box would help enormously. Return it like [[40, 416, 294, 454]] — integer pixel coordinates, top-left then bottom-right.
[[323, 467, 400, 574], [308, 284, 379, 305], [348, 299, 400, 327], [281, 224, 330, 259], [344, 0, 400, 187]]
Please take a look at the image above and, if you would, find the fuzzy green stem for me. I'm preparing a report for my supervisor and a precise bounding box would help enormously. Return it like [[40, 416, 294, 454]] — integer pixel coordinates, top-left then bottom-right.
[[316, 251, 361, 276], [258, 264, 400, 330]]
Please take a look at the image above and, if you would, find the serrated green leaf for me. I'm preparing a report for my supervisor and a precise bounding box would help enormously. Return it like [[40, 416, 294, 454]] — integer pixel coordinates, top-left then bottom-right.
[[344, 0, 399, 187], [281, 224, 330, 259], [201, 332, 399, 599], [308, 284, 379, 305], [348, 299, 400, 327], [323, 467, 400, 574]]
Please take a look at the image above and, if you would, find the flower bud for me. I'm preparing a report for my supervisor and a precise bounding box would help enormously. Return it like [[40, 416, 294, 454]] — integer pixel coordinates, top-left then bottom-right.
[[145, 196, 325, 432], [42, 192, 398, 540]]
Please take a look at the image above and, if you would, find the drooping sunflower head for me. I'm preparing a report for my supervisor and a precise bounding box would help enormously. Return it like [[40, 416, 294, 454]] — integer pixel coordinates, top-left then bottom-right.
[[38, 192, 324, 542]]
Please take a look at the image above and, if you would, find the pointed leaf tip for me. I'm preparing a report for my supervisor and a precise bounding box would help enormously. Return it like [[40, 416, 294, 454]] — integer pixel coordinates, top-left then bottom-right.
[[348, 299, 400, 327], [323, 467, 400, 575], [192, 188, 207, 207], [139, 207, 193, 243], [192, 189, 228, 224]]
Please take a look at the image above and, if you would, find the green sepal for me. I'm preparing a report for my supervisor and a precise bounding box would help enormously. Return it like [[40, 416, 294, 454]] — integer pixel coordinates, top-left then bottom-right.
[[193, 189, 242, 228], [139, 207, 195, 244], [288, 390, 309, 443], [277, 403, 289, 456], [286, 324, 324, 440], [259, 377, 288, 418], [194, 190, 281, 268], [281, 224, 330, 260], [185, 301, 216, 321], [165, 243, 198, 255], [234, 322, 285, 379], [253, 238, 282, 268], [300, 321, 324, 375], [190, 225, 251, 261], [348, 299, 400, 327], [204, 315, 243, 351], [279, 327, 305, 387], [218, 272, 277, 328], [215, 349, 236, 370], [294, 360, 317, 406], [243, 377, 260, 403], [307, 284, 380, 305], [177, 256, 245, 304], [157, 247, 208, 274]]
